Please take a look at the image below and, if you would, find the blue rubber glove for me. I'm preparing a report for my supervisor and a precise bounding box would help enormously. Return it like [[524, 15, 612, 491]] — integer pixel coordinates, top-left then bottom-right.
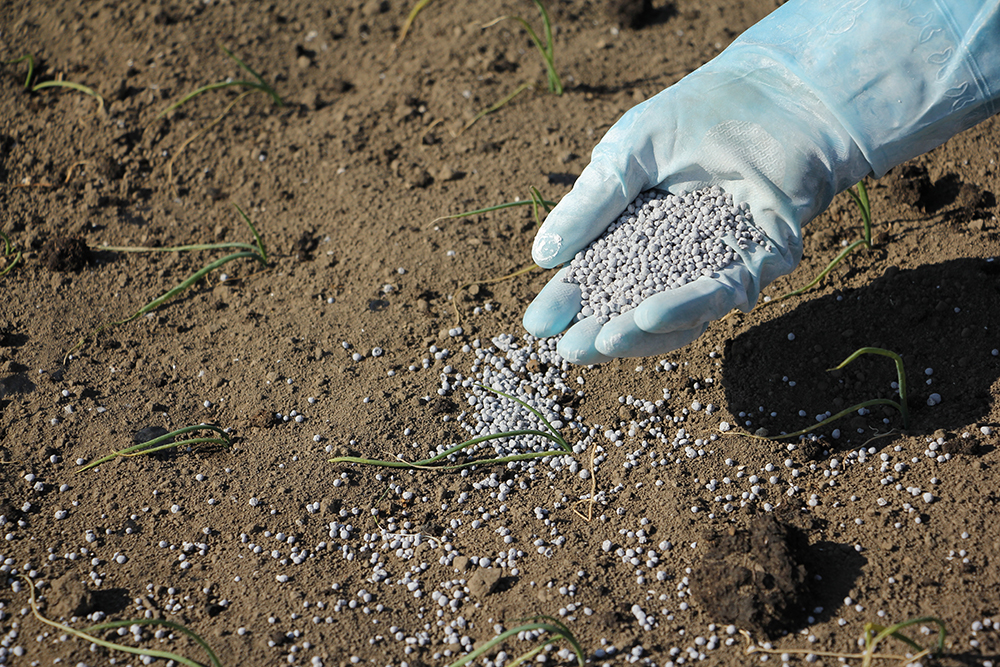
[[524, 0, 1000, 364]]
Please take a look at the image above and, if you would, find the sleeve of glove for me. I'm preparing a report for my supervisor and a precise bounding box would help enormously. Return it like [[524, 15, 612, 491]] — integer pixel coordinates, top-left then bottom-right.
[[740, 0, 1000, 178], [526, 0, 1000, 362]]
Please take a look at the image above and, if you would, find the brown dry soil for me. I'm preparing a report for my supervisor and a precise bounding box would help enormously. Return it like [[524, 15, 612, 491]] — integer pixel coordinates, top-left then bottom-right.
[[2, 1, 1000, 666]]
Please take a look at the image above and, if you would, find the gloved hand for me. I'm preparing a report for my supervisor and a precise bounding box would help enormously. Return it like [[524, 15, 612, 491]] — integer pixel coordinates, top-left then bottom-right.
[[524, 0, 999, 364]]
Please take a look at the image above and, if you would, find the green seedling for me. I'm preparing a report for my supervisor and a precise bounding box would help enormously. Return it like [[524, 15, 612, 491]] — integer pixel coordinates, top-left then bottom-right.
[[77, 424, 231, 473], [769, 180, 872, 305], [432, 186, 557, 225], [743, 616, 946, 666], [484, 1, 563, 95], [23, 576, 223, 667], [395, 0, 435, 49], [4, 53, 105, 111], [331, 385, 572, 471], [746, 346, 909, 441], [461, 81, 533, 134], [447, 616, 585, 667], [0, 229, 22, 277], [65, 204, 268, 361], [157, 45, 283, 118], [439, 186, 556, 324], [461, 0, 563, 132]]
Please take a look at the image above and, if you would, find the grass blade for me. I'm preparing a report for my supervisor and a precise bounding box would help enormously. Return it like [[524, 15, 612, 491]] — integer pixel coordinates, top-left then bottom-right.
[[848, 180, 872, 245], [77, 424, 231, 473], [461, 81, 533, 134], [0, 229, 22, 277], [32, 80, 104, 111], [221, 45, 283, 106], [85, 618, 224, 667], [158, 80, 268, 118], [766, 179, 874, 304], [23, 577, 222, 667], [431, 196, 558, 225], [395, 0, 435, 49], [4, 53, 35, 89], [158, 45, 282, 118], [862, 617, 945, 667], [475, 383, 569, 450], [531, 0, 562, 94], [447, 616, 584, 667], [736, 346, 909, 440], [331, 385, 573, 470], [66, 205, 268, 362], [99, 241, 259, 253], [831, 346, 909, 427], [234, 203, 268, 262]]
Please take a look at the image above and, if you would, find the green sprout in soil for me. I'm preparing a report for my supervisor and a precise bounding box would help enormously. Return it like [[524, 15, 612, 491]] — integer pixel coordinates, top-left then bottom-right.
[[438, 186, 556, 324], [159, 47, 283, 186], [23, 576, 223, 667], [4, 53, 105, 111], [483, 1, 563, 95], [77, 424, 231, 473], [749, 346, 909, 441], [395, 0, 435, 50], [157, 45, 283, 118], [447, 616, 585, 667], [331, 385, 572, 471], [461, 0, 562, 132], [432, 186, 557, 226], [768, 180, 873, 305], [743, 616, 946, 666], [65, 204, 268, 361], [0, 229, 22, 277]]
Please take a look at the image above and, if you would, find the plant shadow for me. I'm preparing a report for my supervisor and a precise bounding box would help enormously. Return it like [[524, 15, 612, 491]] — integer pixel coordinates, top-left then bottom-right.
[[719, 257, 1000, 448]]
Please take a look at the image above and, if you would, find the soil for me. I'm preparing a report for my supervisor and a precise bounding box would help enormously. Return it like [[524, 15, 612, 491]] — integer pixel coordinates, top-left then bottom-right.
[[2, 1, 1000, 666]]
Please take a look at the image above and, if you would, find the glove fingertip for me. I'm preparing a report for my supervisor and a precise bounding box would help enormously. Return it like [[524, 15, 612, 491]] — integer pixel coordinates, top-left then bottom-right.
[[523, 269, 582, 337], [557, 318, 614, 365]]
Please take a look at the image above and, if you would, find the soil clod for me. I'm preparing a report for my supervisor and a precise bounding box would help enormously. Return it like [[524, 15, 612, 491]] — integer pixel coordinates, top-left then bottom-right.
[[691, 515, 811, 637], [39, 236, 91, 272]]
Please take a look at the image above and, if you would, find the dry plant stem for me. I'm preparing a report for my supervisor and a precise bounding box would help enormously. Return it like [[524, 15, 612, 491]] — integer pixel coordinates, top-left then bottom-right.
[[167, 89, 256, 186], [460, 81, 533, 134], [77, 424, 231, 473], [446, 187, 554, 325], [22, 576, 223, 667], [446, 616, 584, 667], [452, 263, 539, 326], [742, 616, 945, 666], [32, 80, 105, 111], [573, 443, 598, 521], [395, 0, 435, 49]]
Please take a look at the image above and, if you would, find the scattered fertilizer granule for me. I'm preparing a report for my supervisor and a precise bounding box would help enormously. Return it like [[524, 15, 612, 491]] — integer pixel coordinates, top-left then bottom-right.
[[564, 186, 772, 324]]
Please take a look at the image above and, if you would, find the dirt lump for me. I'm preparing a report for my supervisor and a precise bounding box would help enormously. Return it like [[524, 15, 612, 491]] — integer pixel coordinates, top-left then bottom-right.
[[690, 514, 811, 637]]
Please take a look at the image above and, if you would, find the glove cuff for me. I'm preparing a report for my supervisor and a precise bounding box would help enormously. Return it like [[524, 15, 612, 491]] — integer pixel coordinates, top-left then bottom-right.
[[732, 0, 1000, 178]]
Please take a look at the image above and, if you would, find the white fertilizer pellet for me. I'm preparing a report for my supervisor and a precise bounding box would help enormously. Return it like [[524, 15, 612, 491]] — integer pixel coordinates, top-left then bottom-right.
[[564, 186, 772, 324]]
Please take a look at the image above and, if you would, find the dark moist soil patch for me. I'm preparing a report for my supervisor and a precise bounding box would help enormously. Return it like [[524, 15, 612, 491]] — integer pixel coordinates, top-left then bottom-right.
[[39, 236, 91, 272], [691, 514, 811, 637]]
